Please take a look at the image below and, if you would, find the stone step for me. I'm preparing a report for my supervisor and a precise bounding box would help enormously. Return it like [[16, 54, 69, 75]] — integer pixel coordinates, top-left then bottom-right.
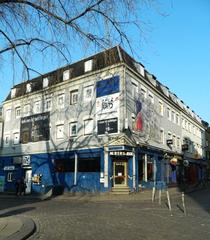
[[111, 186, 130, 195]]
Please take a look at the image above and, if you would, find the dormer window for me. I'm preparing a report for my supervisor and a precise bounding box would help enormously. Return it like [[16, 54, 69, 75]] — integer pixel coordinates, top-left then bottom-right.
[[26, 83, 32, 93], [43, 77, 49, 88], [11, 88, 16, 98], [63, 70, 70, 81], [84, 59, 93, 72]]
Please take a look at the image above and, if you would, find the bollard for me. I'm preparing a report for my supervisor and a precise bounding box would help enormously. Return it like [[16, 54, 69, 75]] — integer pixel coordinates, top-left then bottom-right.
[[158, 189, 162, 205], [152, 186, 156, 202], [181, 192, 187, 216], [166, 190, 172, 212]]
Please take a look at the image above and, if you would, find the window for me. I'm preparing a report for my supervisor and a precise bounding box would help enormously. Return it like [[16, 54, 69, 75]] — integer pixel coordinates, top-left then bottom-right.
[[57, 94, 65, 108], [23, 104, 30, 116], [84, 119, 94, 135], [45, 98, 52, 111], [54, 158, 75, 172], [43, 77, 49, 88], [56, 124, 64, 139], [188, 123, 191, 133], [131, 82, 138, 98], [171, 111, 175, 123], [69, 122, 77, 137], [26, 83, 32, 93], [78, 158, 100, 172], [84, 85, 94, 102], [5, 109, 11, 122], [167, 132, 172, 142], [4, 135, 10, 146], [11, 88, 16, 98], [176, 114, 179, 125], [70, 90, 78, 105], [172, 134, 176, 148], [158, 101, 164, 116], [13, 132, 20, 145], [148, 92, 154, 104], [182, 118, 185, 128], [84, 59, 93, 72], [185, 120, 188, 130], [63, 69, 70, 81], [166, 107, 171, 120], [177, 137, 180, 149], [15, 107, 21, 118], [7, 172, 13, 182], [140, 87, 147, 98], [160, 129, 164, 144], [34, 101, 41, 114]]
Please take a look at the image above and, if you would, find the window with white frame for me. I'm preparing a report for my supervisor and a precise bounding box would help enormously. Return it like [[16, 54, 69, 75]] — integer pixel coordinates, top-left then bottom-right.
[[13, 132, 20, 145], [57, 94, 65, 108], [4, 134, 10, 146], [56, 124, 64, 139], [15, 107, 21, 118], [177, 137, 180, 149], [84, 85, 94, 102], [171, 111, 175, 123], [43, 77, 49, 88], [34, 101, 41, 114], [63, 69, 70, 81], [160, 129, 164, 144], [148, 92, 154, 104], [172, 134, 176, 148], [11, 88, 16, 98], [182, 118, 185, 128], [45, 98, 52, 111], [185, 120, 188, 130], [7, 172, 13, 182], [70, 90, 78, 105], [188, 123, 191, 133], [176, 114, 180, 125], [140, 86, 147, 98], [84, 119, 94, 135], [158, 101, 164, 116], [69, 122, 77, 137], [26, 83, 32, 93], [166, 107, 171, 120], [84, 59, 93, 72], [131, 82, 138, 98], [5, 109, 11, 122], [23, 104, 30, 116]]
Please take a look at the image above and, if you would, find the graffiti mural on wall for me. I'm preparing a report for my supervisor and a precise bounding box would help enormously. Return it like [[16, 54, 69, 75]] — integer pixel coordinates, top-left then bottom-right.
[[133, 94, 160, 143]]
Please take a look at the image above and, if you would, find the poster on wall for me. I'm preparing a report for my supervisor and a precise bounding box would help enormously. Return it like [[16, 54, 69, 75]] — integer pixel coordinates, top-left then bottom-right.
[[97, 118, 118, 135], [20, 112, 50, 143]]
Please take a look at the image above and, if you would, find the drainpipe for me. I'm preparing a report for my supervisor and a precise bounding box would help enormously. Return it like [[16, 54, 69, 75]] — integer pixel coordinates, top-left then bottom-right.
[[144, 154, 148, 182], [132, 148, 136, 190], [104, 146, 109, 188], [74, 152, 78, 185]]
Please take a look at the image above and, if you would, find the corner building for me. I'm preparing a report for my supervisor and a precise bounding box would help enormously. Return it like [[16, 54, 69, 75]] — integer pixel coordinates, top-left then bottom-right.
[[0, 46, 207, 194]]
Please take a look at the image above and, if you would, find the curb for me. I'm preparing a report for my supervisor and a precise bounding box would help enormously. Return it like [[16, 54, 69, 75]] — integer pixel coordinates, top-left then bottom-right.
[[5, 217, 36, 240]]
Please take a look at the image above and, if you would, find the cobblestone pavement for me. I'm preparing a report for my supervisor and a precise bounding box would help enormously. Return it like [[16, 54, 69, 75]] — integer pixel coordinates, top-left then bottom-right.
[[1, 189, 210, 240]]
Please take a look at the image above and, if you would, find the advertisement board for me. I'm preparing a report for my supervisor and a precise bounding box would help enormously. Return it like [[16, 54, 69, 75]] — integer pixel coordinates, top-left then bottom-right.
[[20, 112, 50, 143]]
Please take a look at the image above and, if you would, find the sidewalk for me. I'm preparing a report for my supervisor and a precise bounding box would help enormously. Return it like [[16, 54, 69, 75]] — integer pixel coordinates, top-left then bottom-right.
[[0, 216, 35, 240]]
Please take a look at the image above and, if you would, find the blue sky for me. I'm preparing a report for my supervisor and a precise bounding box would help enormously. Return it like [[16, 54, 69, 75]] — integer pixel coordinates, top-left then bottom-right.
[[0, 0, 209, 123]]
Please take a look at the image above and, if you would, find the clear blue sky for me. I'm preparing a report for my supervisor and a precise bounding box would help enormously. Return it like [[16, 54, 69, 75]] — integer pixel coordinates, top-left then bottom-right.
[[0, 0, 209, 123]]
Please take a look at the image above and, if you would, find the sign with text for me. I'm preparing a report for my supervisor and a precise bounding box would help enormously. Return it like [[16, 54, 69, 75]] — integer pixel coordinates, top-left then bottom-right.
[[20, 112, 50, 143], [97, 118, 118, 135]]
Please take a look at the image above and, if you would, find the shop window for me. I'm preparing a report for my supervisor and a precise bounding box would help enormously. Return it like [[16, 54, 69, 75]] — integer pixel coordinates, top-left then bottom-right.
[[70, 90, 78, 105], [7, 172, 13, 182], [78, 158, 100, 172], [147, 159, 154, 181], [54, 159, 74, 172]]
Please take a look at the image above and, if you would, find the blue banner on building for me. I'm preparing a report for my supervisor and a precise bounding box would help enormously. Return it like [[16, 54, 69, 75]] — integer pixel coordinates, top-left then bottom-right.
[[96, 76, 120, 98]]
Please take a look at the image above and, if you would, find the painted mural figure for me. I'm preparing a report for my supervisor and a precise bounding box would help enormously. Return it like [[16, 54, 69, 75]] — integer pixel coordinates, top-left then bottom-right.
[[135, 99, 143, 131]]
